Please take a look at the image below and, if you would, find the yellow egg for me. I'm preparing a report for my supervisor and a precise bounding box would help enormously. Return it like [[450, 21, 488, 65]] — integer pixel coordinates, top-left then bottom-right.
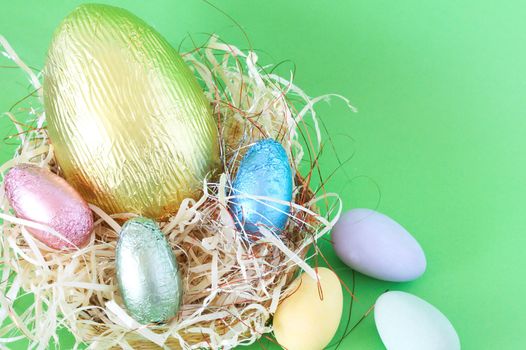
[[273, 267, 343, 350], [43, 4, 218, 219]]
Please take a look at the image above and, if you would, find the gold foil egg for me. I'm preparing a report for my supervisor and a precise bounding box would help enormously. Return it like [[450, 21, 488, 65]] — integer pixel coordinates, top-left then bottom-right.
[[43, 4, 218, 219]]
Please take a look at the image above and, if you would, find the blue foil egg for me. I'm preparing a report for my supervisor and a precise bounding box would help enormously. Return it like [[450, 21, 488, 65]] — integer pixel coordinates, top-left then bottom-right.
[[116, 217, 182, 324], [230, 139, 293, 234]]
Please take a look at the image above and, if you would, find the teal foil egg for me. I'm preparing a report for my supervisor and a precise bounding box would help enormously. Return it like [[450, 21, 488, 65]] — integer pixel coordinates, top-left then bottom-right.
[[116, 217, 182, 324], [230, 139, 293, 235]]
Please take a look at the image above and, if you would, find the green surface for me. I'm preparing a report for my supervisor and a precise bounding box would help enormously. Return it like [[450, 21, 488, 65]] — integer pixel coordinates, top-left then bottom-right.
[[1, 1, 525, 349]]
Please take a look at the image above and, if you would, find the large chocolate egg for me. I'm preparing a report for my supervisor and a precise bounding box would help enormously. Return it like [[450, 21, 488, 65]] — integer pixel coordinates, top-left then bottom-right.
[[116, 217, 182, 324], [229, 139, 293, 235], [4, 164, 93, 250], [43, 4, 218, 219]]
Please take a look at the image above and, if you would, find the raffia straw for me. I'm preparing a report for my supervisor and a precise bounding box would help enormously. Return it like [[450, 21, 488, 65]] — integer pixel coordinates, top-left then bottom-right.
[[0, 34, 353, 349]]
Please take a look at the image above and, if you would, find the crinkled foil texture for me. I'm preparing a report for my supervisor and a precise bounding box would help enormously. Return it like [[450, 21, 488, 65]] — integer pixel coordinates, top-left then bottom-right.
[[4, 164, 93, 249], [43, 4, 218, 219], [230, 139, 293, 233], [116, 218, 182, 324]]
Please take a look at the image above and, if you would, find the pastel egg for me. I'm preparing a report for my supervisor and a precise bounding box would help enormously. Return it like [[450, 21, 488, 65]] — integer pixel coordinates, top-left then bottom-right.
[[375, 291, 460, 350], [229, 139, 292, 234], [4, 164, 93, 250], [43, 4, 218, 219], [332, 208, 426, 282], [273, 267, 343, 350], [116, 217, 182, 324]]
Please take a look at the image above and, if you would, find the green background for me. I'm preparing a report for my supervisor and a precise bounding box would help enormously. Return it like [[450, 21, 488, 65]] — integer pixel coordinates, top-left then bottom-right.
[[1, 0, 524, 349]]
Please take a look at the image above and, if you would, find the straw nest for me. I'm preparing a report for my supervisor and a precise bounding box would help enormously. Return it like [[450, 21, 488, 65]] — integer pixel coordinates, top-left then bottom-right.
[[0, 35, 351, 349]]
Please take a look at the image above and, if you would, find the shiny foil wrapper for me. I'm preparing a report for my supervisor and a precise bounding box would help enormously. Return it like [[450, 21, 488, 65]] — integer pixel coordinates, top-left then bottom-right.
[[43, 4, 218, 219], [4, 164, 93, 250], [116, 217, 182, 324], [230, 139, 293, 234]]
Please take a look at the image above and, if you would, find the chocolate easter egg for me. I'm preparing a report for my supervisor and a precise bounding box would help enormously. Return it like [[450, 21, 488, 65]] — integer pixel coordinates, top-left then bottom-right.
[[229, 139, 293, 234], [116, 217, 182, 324], [4, 164, 93, 250], [43, 4, 218, 219], [273, 267, 343, 350]]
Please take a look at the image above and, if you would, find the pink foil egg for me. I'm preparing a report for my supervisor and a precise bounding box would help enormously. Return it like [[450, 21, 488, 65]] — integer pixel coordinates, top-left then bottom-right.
[[4, 164, 93, 250]]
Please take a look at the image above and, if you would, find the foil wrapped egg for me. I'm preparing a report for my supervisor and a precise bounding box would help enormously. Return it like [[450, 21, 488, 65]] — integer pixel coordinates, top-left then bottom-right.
[[229, 139, 293, 235], [116, 217, 182, 324], [4, 164, 93, 250], [43, 4, 218, 219]]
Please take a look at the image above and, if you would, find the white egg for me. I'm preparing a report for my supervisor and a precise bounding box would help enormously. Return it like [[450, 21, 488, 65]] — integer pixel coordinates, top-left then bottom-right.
[[374, 291, 460, 350], [332, 208, 426, 282]]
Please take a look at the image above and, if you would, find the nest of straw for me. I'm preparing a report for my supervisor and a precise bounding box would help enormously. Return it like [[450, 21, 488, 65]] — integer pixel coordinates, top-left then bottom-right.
[[0, 36, 350, 349]]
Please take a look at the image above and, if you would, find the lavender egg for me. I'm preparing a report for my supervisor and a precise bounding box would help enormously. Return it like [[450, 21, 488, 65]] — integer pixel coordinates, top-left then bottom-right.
[[229, 139, 293, 235], [332, 209, 426, 282], [4, 164, 93, 250]]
